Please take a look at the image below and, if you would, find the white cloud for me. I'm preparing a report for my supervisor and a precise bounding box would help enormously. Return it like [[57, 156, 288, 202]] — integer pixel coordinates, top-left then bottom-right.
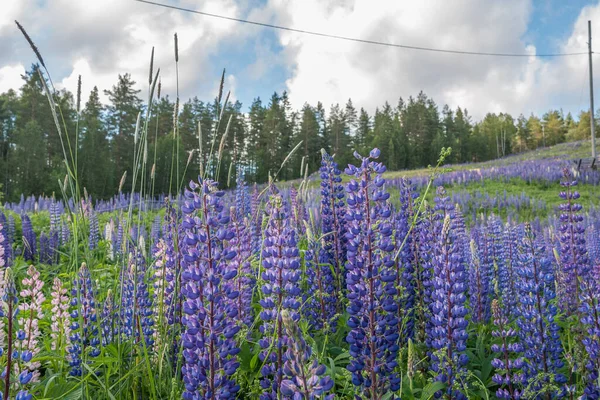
[[2, 0, 244, 105], [0, 64, 25, 94], [262, 0, 598, 119], [2, 0, 600, 121]]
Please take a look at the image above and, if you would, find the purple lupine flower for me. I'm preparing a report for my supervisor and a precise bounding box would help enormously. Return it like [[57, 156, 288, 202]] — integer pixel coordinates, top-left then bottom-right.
[[394, 178, 415, 343], [487, 215, 506, 299], [100, 290, 115, 347], [258, 189, 302, 399], [21, 215, 36, 262], [61, 221, 70, 246], [503, 223, 521, 311], [470, 226, 493, 324], [88, 211, 99, 251], [491, 299, 524, 399], [587, 223, 600, 268], [491, 218, 517, 317], [579, 276, 600, 398], [0, 214, 12, 267], [115, 219, 124, 259], [229, 206, 254, 328], [121, 250, 154, 347], [412, 196, 434, 345], [180, 178, 241, 399], [516, 224, 566, 397], [16, 265, 45, 384], [50, 277, 71, 351], [38, 232, 50, 265], [250, 184, 263, 255], [49, 200, 61, 233], [279, 310, 335, 400], [344, 149, 400, 398], [429, 188, 469, 399], [161, 202, 181, 328], [557, 168, 590, 313], [49, 229, 59, 264], [235, 169, 251, 221], [7, 216, 14, 250], [469, 237, 492, 324], [69, 263, 100, 376], [319, 150, 346, 313], [303, 237, 337, 332]]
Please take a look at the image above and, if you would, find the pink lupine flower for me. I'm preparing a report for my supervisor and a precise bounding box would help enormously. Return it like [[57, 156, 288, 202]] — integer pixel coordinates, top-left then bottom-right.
[[50, 277, 71, 351], [0, 268, 5, 349], [16, 265, 45, 384]]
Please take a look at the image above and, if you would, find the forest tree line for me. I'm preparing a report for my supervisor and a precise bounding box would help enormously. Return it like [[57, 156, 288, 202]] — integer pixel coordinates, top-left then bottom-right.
[[0, 64, 595, 201]]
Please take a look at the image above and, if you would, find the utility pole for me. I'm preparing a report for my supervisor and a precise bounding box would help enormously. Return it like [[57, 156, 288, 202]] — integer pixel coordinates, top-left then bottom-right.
[[590, 20, 597, 159]]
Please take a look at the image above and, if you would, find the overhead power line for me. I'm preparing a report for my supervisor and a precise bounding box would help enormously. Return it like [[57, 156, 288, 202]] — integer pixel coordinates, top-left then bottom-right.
[[136, 0, 589, 58]]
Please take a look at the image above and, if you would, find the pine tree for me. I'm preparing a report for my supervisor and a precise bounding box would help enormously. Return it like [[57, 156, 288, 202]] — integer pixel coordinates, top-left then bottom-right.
[[355, 107, 371, 155], [80, 87, 111, 198], [104, 73, 143, 193]]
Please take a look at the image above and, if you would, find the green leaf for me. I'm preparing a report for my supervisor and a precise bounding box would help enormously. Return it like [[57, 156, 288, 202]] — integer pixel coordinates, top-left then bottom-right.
[[420, 381, 446, 400], [250, 353, 259, 370]]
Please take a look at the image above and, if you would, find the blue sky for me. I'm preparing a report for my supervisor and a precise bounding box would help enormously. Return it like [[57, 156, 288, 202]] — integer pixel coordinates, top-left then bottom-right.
[[1, 0, 600, 120]]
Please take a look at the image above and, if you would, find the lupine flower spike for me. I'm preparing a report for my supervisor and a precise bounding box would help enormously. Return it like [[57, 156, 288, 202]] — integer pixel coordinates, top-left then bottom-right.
[[16, 265, 45, 384], [259, 188, 302, 399], [428, 187, 469, 399], [345, 149, 400, 398], [280, 310, 334, 400], [180, 177, 241, 399]]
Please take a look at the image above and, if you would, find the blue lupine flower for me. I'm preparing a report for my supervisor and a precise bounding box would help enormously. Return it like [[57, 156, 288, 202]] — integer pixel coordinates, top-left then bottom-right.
[[258, 188, 302, 399], [61, 221, 70, 246], [487, 216, 506, 299], [120, 250, 154, 347], [100, 291, 115, 347], [344, 149, 400, 398], [394, 178, 418, 343], [229, 205, 254, 328], [69, 263, 100, 376], [279, 310, 335, 400], [428, 187, 469, 399], [15, 390, 32, 400], [21, 214, 36, 262], [250, 184, 263, 255], [38, 231, 50, 265], [319, 150, 347, 308], [580, 276, 600, 398], [491, 299, 524, 399], [470, 226, 493, 324], [162, 203, 180, 327], [180, 178, 241, 399], [491, 217, 517, 317], [0, 213, 12, 267], [516, 224, 566, 397], [235, 168, 251, 221], [557, 168, 591, 313], [88, 211, 99, 250]]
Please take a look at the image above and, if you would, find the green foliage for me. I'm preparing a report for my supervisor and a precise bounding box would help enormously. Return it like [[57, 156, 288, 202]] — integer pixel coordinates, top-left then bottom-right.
[[2, 62, 598, 202]]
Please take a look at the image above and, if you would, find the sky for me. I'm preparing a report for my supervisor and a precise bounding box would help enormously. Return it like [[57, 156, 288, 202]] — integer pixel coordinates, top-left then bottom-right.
[[1, 0, 600, 121]]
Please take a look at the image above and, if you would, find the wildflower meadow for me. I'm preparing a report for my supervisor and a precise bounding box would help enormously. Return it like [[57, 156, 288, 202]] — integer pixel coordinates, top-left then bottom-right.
[[2, 21, 600, 400]]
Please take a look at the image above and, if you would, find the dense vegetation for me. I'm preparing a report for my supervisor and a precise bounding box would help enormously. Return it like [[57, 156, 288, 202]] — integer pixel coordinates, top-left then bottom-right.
[[1, 149, 600, 399], [0, 63, 596, 201]]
